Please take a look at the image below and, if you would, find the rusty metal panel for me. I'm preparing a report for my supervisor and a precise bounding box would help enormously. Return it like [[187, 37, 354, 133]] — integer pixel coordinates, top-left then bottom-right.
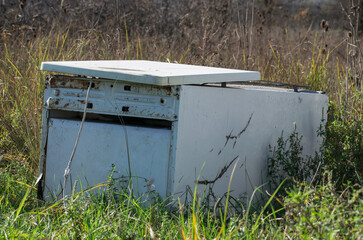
[[43, 75, 178, 121]]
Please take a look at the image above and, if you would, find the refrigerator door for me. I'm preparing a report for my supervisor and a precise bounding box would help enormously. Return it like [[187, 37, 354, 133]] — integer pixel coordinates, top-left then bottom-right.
[[44, 118, 171, 200], [41, 60, 260, 86]]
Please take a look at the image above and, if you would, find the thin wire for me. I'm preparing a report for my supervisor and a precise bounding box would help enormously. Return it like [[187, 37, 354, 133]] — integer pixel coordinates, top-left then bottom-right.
[[104, 95, 133, 196], [62, 79, 93, 200], [107, 81, 132, 191], [116, 114, 133, 197]]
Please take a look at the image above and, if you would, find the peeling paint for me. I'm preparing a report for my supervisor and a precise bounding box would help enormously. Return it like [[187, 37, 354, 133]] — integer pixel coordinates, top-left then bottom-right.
[[49, 75, 100, 89], [217, 113, 253, 155], [45, 75, 177, 121], [195, 156, 240, 185]]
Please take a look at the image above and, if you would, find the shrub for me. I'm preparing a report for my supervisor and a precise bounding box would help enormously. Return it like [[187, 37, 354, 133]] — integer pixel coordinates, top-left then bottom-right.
[[284, 178, 363, 239], [268, 128, 322, 191], [323, 103, 363, 189]]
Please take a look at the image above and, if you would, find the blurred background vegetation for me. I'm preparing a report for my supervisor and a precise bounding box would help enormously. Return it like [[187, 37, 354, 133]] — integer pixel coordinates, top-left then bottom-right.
[[0, 0, 362, 238]]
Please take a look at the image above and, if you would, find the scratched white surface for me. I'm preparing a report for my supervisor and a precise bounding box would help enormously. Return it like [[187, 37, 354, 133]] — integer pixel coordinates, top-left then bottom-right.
[[173, 85, 328, 201]]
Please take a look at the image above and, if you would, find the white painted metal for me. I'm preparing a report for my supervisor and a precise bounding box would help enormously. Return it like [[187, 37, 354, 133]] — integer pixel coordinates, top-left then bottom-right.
[[38, 60, 328, 203], [172, 85, 328, 201], [45, 118, 171, 199], [40, 60, 261, 86]]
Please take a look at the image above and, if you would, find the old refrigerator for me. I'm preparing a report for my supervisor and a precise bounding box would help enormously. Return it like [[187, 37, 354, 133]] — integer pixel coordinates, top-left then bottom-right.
[[37, 60, 328, 201]]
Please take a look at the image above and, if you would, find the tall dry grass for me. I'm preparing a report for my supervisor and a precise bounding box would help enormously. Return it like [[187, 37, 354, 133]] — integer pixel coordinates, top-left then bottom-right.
[[0, 1, 361, 238], [0, 0, 361, 172]]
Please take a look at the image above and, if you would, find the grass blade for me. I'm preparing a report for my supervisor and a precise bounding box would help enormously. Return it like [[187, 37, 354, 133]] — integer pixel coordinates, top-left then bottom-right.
[[14, 186, 31, 221]]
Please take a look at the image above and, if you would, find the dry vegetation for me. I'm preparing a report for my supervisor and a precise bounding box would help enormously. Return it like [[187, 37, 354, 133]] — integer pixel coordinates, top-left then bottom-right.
[[0, 0, 362, 239], [1, 0, 361, 165]]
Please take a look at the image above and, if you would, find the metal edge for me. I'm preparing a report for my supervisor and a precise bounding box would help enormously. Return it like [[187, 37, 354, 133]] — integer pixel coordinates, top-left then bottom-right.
[[166, 85, 180, 199], [41, 63, 162, 86], [41, 62, 261, 86], [37, 107, 50, 200]]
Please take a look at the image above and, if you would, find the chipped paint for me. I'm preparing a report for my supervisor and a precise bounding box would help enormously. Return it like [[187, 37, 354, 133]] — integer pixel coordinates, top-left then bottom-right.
[[48, 75, 100, 90], [195, 156, 240, 185], [44, 75, 178, 121]]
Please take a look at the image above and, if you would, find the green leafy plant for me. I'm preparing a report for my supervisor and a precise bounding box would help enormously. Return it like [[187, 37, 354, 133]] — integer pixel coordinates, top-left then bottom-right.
[[323, 103, 363, 189], [268, 129, 322, 191], [283, 176, 363, 239]]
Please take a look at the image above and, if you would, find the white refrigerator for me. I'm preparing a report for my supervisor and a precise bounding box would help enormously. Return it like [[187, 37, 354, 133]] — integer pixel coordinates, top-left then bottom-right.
[[37, 60, 328, 202]]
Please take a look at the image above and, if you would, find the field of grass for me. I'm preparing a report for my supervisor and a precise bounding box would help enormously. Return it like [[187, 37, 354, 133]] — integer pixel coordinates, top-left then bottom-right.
[[0, 1, 362, 239]]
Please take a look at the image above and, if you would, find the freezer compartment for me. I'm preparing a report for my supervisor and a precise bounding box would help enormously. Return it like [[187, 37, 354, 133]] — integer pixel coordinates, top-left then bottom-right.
[[43, 118, 171, 200]]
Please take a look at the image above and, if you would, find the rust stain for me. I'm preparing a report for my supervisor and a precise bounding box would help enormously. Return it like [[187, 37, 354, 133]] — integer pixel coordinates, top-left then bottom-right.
[[165, 86, 172, 96], [49, 76, 100, 90], [143, 85, 172, 96], [47, 98, 63, 108], [77, 100, 86, 104], [63, 103, 70, 108]]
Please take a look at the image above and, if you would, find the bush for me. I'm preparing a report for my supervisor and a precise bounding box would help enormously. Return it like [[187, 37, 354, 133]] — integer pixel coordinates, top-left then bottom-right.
[[268, 103, 362, 193], [323, 104, 363, 189], [268, 128, 322, 191], [284, 178, 363, 239]]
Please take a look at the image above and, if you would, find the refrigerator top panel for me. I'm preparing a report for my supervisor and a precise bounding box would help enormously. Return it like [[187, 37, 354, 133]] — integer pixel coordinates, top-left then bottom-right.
[[41, 60, 261, 86]]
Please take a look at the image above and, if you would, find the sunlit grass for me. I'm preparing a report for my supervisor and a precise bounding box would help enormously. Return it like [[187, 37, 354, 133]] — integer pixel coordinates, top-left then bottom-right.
[[0, 160, 361, 239], [0, 11, 362, 239]]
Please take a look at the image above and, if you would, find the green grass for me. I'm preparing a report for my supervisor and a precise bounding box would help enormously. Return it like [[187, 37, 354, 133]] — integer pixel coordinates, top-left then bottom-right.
[[0, 161, 361, 239]]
